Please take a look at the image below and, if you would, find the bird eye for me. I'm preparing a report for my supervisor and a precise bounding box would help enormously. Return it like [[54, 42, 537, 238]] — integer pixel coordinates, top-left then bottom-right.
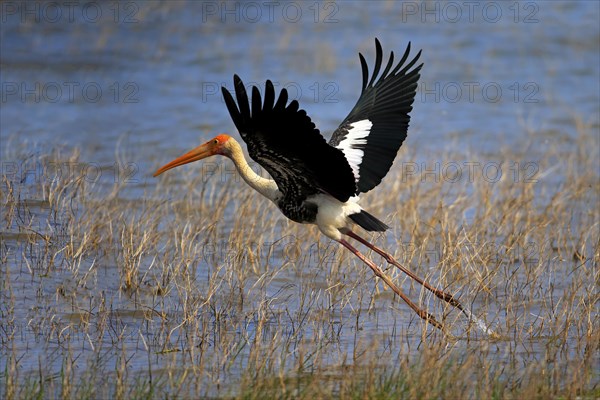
[[213, 139, 219, 144]]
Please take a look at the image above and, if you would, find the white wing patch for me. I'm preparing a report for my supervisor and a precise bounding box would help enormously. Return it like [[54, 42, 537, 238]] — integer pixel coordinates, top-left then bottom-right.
[[335, 119, 372, 181]]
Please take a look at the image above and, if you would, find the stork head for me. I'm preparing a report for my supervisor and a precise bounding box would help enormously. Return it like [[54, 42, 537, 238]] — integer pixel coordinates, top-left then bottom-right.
[[153, 134, 232, 177]]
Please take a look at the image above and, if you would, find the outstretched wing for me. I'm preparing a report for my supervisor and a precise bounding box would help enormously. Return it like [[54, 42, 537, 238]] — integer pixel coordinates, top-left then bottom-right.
[[222, 75, 356, 203], [329, 39, 423, 194]]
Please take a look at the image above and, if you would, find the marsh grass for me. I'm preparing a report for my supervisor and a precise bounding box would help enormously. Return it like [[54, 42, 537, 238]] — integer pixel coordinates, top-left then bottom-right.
[[1, 121, 598, 399]]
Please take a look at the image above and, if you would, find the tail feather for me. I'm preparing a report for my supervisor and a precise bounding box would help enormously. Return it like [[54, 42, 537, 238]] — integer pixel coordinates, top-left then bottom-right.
[[349, 210, 389, 232]]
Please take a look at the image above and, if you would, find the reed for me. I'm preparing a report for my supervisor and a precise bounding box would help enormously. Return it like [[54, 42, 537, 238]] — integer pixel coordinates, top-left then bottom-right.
[[1, 119, 598, 399]]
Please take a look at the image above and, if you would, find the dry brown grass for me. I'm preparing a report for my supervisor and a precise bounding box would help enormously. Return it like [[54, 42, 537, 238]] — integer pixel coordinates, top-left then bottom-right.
[[1, 119, 598, 399]]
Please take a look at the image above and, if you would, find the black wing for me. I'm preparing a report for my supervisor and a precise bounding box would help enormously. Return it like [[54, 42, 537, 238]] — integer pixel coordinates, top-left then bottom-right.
[[222, 75, 356, 203], [329, 39, 423, 194]]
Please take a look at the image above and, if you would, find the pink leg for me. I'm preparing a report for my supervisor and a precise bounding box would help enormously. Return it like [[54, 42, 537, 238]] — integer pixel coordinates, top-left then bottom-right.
[[345, 230, 464, 310], [345, 231, 499, 338], [338, 239, 445, 332]]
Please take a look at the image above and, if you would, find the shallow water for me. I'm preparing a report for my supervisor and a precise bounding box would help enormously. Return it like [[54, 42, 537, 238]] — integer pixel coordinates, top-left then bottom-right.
[[1, 1, 599, 397]]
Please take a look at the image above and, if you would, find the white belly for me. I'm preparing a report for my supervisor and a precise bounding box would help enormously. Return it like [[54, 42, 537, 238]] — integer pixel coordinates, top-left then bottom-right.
[[307, 194, 362, 240]]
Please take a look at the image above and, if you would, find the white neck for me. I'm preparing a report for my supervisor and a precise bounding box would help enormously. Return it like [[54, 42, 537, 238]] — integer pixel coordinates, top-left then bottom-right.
[[226, 139, 280, 202]]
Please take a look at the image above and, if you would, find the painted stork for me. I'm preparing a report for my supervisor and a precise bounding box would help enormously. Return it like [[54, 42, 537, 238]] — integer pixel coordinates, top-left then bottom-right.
[[154, 39, 495, 336]]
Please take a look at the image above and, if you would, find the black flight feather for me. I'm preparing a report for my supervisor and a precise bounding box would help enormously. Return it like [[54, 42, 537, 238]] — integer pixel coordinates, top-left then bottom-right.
[[221, 76, 356, 205], [329, 39, 423, 194]]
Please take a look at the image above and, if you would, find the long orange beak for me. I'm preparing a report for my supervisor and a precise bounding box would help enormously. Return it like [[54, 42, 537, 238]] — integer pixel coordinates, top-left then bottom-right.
[[153, 142, 216, 177]]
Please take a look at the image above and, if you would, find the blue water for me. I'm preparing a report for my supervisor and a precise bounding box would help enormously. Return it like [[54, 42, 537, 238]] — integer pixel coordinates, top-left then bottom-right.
[[2, 2, 598, 167], [1, 0, 599, 396]]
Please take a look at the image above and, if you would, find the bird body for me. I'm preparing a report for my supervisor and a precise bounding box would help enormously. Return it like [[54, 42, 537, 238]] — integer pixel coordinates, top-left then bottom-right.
[[310, 194, 362, 240], [156, 133, 372, 241], [154, 39, 497, 336], [155, 39, 422, 239]]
